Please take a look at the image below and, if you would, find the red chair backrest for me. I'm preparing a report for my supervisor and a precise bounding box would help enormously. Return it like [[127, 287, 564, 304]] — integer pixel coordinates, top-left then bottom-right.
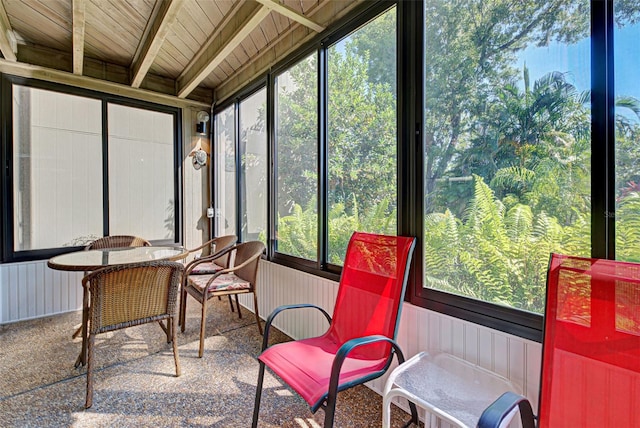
[[325, 232, 416, 359], [540, 254, 640, 427]]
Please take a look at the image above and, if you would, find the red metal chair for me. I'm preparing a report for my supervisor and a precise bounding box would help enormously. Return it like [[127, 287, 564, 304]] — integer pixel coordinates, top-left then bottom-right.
[[478, 253, 640, 428], [252, 232, 418, 427]]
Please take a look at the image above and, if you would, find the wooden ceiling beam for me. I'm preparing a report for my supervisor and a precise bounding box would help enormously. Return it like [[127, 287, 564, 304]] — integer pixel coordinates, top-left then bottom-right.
[[178, 0, 243, 85], [214, 0, 357, 103], [72, 0, 86, 75], [255, 0, 325, 33], [177, 1, 270, 99], [0, 57, 210, 108], [131, 0, 183, 88], [0, 0, 16, 61]]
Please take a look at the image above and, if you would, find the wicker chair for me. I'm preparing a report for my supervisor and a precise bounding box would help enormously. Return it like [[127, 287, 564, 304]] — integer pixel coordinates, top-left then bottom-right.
[[72, 236, 152, 341], [184, 235, 237, 261], [180, 241, 265, 357], [82, 260, 184, 408], [182, 235, 237, 276], [179, 235, 237, 325]]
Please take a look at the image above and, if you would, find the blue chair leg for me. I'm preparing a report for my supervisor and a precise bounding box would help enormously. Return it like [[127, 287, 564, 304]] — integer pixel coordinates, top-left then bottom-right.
[[252, 361, 266, 428], [324, 391, 337, 428]]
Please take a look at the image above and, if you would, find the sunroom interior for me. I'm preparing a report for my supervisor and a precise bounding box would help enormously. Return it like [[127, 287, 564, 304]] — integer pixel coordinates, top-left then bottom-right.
[[0, 0, 637, 426]]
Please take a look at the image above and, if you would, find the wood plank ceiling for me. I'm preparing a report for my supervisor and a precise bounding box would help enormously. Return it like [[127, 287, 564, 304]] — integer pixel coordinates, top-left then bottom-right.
[[0, 0, 361, 105]]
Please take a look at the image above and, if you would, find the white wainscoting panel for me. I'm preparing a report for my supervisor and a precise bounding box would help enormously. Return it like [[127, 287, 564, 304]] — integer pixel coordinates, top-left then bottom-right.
[[0, 260, 83, 324]]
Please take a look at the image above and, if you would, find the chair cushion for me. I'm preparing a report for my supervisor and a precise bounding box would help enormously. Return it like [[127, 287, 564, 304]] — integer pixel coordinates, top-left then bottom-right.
[[258, 335, 388, 410], [187, 273, 250, 292], [190, 261, 224, 275]]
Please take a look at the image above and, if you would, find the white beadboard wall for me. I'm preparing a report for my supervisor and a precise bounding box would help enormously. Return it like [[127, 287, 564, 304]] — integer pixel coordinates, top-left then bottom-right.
[[0, 261, 84, 323], [0, 258, 541, 426]]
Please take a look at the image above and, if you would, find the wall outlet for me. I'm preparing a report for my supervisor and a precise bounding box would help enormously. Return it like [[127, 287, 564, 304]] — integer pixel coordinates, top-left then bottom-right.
[[206, 208, 214, 218]]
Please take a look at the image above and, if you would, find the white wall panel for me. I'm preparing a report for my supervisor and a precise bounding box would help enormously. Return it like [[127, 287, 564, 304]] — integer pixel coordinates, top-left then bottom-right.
[[0, 261, 83, 324]]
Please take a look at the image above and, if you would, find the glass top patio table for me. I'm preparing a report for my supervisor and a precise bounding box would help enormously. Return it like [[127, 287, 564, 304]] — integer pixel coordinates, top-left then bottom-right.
[[47, 246, 188, 271]]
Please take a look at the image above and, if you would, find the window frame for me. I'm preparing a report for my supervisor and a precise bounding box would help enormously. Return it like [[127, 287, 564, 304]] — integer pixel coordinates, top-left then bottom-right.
[[216, 0, 620, 343], [213, 80, 269, 246], [400, 0, 614, 342], [1, 74, 183, 263], [399, 0, 547, 341], [272, 52, 320, 265], [238, 86, 269, 244]]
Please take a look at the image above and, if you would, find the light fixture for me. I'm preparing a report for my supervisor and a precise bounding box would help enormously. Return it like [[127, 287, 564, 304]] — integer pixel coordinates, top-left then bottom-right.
[[192, 149, 207, 170], [196, 111, 210, 135]]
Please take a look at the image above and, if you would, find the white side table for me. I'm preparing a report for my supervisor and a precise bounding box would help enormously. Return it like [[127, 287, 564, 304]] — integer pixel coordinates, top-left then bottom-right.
[[382, 352, 521, 428]]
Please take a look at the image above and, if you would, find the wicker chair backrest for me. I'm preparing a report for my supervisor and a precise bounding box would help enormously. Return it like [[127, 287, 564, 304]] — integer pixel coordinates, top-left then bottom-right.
[[83, 261, 183, 335], [85, 235, 151, 250]]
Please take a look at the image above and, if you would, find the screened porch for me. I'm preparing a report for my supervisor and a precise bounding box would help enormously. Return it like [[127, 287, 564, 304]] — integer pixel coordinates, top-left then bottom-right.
[[1, 0, 638, 427]]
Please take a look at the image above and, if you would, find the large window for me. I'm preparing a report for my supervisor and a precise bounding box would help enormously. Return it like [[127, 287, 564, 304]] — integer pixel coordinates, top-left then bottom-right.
[[214, 106, 237, 237], [214, 88, 268, 244], [327, 7, 397, 264], [422, 0, 591, 315], [215, 7, 396, 267], [3, 78, 180, 262], [275, 54, 318, 260], [213, 1, 636, 340], [12, 86, 103, 251], [240, 88, 267, 243], [108, 104, 175, 240]]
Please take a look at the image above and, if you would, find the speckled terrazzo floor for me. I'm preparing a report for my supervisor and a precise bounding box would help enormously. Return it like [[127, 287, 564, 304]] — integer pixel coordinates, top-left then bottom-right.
[[0, 295, 413, 427]]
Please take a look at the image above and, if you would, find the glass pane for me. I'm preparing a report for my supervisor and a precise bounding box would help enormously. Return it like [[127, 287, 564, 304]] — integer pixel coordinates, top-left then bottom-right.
[[614, 2, 640, 262], [108, 104, 175, 240], [215, 106, 237, 237], [275, 54, 318, 260], [240, 88, 267, 243], [423, 0, 591, 314], [13, 85, 103, 250], [327, 7, 397, 264]]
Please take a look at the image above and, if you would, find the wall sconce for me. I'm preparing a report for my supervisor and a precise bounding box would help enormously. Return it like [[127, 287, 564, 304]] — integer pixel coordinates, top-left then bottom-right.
[[189, 145, 208, 170], [189, 138, 209, 169], [196, 111, 210, 135]]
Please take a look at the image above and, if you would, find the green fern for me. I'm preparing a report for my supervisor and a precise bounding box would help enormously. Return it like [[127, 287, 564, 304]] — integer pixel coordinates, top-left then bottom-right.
[[617, 193, 640, 262]]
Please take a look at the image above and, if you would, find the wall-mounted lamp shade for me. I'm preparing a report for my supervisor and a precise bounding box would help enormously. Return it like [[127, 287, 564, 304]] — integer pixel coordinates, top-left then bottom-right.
[[196, 111, 210, 122], [192, 149, 207, 170], [196, 111, 210, 135]]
